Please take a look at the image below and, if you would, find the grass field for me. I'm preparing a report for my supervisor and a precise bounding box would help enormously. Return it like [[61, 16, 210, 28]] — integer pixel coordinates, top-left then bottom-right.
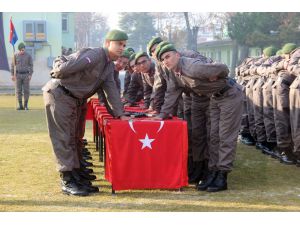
[[1, 95, 300, 212]]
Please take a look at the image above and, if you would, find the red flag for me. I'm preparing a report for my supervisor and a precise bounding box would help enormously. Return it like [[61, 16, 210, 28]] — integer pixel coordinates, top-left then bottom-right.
[[104, 119, 188, 190], [9, 17, 18, 46]]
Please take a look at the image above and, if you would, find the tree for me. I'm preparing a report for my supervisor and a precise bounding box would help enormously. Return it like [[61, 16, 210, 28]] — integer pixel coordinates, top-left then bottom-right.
[[184, 12, 199, 51], [74, 12, 108, 49], [119, 13, 156, 52]]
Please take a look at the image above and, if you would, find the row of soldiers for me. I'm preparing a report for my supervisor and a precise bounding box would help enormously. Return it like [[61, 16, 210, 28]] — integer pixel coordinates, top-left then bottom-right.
[[112, 37, 243, 193], [236, 43, 300, 165]]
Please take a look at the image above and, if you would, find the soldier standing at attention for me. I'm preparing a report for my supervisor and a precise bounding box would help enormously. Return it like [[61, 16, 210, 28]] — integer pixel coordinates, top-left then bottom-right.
[[42, 30, 129, 196], [11, 42, 33, 110], [155, 43, 243, 192]]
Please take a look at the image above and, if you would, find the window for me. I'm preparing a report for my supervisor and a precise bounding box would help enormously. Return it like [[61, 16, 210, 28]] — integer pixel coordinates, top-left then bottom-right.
[[62, 13, 68, 32], [37, 23, 44, 33]]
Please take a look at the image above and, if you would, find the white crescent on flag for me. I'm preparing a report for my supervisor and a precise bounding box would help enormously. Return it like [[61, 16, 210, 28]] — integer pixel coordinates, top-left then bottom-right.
[[128, 120, 137, 133], [128, 120, 164, 134], [157, 121, 164, 133]]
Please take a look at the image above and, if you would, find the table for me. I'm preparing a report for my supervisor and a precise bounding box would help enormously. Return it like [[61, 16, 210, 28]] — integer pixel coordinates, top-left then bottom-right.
[[103, 118, 188, 191]]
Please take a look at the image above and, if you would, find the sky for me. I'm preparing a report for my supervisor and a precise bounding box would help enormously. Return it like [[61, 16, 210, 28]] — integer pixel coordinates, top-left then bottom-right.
[[103, 12, 120, 29]]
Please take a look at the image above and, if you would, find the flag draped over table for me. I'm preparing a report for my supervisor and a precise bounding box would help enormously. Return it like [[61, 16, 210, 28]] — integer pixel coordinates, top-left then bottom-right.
[[104, 119, 189, 190]]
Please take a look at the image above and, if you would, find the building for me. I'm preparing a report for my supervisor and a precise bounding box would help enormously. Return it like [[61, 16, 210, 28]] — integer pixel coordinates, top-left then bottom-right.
[[198, 40, 262, 76], [0, 12, 75, 87]]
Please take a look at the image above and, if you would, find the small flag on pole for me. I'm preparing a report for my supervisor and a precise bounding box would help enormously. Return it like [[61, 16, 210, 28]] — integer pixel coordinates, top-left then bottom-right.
[[9, 17, 18, 46]]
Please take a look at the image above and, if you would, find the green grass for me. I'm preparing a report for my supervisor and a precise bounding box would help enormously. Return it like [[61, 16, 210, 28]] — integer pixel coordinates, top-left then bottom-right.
[[1, 95, 300, 211]]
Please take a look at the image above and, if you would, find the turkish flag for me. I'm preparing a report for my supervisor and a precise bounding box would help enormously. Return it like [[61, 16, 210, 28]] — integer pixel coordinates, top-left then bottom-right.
[[104, 119, 188, 190]]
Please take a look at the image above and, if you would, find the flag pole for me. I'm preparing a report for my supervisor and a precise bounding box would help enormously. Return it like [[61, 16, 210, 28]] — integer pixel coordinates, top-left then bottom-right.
[[12, 44, 17, 109]]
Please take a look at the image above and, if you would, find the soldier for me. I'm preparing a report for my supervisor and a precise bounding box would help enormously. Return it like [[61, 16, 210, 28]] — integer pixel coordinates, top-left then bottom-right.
[[150, 39, 213, 184], [236, 57, 255, 145], [134, 52, 166, 111], [124, 53, 144, 105], [253, 46, 277, 153], [260, 50, 283, 156], [272, 43, 298, 164], [11, 42, 33, 110], [288, 46, 300, 166], [155, 43, 243, 192], [244, 56, 265, 148], [42, 30, 129, 196], [123, 48, 135, 97], [114, 49, 131, 95]]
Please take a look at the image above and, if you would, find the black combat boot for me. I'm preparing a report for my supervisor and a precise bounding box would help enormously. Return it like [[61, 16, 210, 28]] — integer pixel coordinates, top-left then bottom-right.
[[80, 158, 93, 167], [256, 141, 269, 151], [197, 170, 218, 191], [72, 169, 99, 193], [280, 151, 297, 165], [60, 171, 89, 196], [80, 166, 94, 174], [240, 134, 255, 146], [17, 101, 24, 110], [83, 155, 92, 161], [296, 154, 300, 167], [76, 168, 96, 180], [207, 170, 228, 192], [24, 100, 29, 110], [188, 161, 205, 184], [262, 142, 276, 155]]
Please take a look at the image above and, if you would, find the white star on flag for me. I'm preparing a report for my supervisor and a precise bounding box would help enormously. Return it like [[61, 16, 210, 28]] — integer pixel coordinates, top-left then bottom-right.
[[139, 133, 155, 150]]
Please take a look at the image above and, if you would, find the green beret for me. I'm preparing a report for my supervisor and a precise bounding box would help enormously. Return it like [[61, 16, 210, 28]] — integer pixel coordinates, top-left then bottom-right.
[[154, 41, 171, 59], [147, 37, 163, 56], [282, 43, 297, 54], [134, 52, 149, 64], [263, 46, 277, 57], [126, 47, 135, 54], [18, 42, 25, 50], [158, 43, 177, 61], [129, 53, 136, 63], [105, 29, 128, 41], [121, 50, 131, 59], [276, 49, 283, 56]]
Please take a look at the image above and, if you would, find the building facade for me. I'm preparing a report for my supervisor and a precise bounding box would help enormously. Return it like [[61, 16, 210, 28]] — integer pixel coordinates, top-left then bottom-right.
[[0, 12, 74, 87]]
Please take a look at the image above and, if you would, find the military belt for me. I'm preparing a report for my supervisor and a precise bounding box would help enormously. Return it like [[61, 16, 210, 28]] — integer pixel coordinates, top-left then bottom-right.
[[213, 85, 231, 97], [212, 78, 236, 97], [57, 84, 78, 100], [16, 71, 29, 74]]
